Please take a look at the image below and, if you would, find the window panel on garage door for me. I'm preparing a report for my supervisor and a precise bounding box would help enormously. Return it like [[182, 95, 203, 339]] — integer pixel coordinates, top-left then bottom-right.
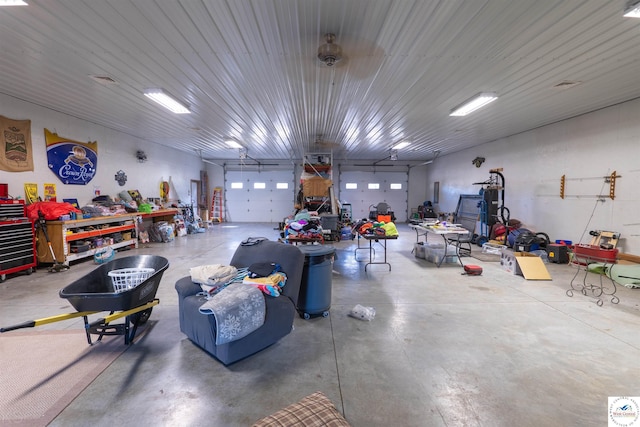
[[339, 171, 408, 222], [225, 170, 294, 222]]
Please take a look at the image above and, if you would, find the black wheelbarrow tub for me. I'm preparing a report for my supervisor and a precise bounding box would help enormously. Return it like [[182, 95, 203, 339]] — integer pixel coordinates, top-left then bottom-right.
[[59, 255, 170, 312]]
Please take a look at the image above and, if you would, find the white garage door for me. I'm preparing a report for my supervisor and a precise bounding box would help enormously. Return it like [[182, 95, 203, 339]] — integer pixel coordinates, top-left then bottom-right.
[[225, 170, 295, 222], [339, 171, 408, 222]]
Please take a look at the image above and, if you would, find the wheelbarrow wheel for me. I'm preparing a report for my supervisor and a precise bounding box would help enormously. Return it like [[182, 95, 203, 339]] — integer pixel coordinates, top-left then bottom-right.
[[130, 308, 153, 325]]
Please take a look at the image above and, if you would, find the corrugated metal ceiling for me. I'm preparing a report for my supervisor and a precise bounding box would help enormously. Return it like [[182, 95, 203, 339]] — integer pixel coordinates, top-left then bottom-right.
[[0, 0, 639, 163]]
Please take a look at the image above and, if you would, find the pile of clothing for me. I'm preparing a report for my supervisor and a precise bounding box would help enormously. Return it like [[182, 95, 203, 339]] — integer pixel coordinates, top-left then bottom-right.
[[190, 262, 287, 298], [352, 219, 399, 237], [284, 209, 323, 241]]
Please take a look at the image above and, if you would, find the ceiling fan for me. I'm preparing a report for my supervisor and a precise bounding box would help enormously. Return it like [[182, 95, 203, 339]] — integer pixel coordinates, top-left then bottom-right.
[[311, 134, 340, 151], [409, 150, 442, 168], [317, 33, 345, 67]]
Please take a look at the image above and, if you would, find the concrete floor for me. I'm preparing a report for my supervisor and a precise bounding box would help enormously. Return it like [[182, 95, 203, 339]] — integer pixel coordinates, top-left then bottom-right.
[[1, 222, 639, 426]]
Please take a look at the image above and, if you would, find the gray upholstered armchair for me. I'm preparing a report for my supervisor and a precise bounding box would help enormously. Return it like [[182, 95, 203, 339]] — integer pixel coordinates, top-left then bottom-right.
[[175, 238, 304, 365]]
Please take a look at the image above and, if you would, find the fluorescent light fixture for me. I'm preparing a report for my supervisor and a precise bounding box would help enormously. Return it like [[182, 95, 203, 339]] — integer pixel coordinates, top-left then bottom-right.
[[143, 88, 190, 114], [624, 0, 640, 17], [450, 92, 498, 117], [392, 141, 410, 150], [0, 0, 28, 5], [225, 139, 242, 149]]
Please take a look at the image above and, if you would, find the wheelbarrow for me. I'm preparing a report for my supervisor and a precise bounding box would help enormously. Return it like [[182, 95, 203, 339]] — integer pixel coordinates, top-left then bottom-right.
[[1, 255, 170, 345]]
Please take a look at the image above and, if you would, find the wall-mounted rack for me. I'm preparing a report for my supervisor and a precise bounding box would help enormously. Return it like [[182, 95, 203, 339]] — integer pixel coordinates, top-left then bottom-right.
[[560, 171, 620, 200]]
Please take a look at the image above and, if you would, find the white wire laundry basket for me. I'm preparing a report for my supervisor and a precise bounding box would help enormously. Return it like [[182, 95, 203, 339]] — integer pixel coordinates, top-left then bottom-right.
[[108, 267, 156, 293]]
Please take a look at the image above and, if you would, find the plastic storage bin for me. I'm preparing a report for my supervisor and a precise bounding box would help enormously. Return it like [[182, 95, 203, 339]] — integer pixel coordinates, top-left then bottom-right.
[[424, 242, 458, 265], [340, 226, 353, 240], [320, 214, 339, 231], [414, 242, 426, 259], [297, 245, 335, 319]]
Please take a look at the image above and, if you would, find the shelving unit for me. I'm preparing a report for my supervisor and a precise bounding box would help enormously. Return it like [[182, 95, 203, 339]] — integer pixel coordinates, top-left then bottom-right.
[[301, 151, 337, 214], [36, 214, 138, 265], [303, 152, 333, 180]]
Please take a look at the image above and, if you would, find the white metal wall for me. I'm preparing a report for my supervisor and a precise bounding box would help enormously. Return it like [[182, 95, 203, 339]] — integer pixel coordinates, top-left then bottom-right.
[[0, 94, 202, 207], [424, 97, 640, 254], [225, 170, 295, 222], [339, 171, 408, 222]]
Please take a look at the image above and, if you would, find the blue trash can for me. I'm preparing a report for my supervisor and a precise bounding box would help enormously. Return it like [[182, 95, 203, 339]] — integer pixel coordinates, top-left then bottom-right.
[[297, 245, 335, 319]]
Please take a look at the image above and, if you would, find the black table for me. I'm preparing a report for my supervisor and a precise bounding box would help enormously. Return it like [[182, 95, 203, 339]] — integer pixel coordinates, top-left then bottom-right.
[[356, 234, 398, 271]]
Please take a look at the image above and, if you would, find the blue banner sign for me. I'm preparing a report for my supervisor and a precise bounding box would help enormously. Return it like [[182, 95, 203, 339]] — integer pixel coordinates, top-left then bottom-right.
[[45, 129, 98, 185]]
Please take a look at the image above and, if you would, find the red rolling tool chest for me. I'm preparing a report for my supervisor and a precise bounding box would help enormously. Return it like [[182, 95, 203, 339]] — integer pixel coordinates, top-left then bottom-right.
[[0, 200, 37, 282]]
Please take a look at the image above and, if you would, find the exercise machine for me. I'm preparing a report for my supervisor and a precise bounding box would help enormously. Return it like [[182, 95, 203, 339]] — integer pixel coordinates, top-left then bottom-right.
[[473, 168, 509, 246]]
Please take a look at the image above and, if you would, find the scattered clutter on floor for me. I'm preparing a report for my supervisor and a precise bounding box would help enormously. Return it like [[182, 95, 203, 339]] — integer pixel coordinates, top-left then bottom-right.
[[348, 304, 376, 321], [94, 246, 115, 264], [283, 209, 324, 242], [590, 263, 640, 289], [500, 250, 551, 280], [462, 264, 483, 276]]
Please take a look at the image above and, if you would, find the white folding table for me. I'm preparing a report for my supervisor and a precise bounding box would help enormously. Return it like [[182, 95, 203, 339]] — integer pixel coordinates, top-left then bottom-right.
[[410, 223, 469, 267]]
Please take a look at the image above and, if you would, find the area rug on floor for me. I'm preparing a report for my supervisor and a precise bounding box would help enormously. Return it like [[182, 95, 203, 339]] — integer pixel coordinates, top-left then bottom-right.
[[0, 330, 127, 427]]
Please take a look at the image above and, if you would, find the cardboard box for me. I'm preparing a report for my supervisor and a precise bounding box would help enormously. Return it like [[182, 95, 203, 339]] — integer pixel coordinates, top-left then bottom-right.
[[500, 249, 551, 280], [302, 176, 332, 197]]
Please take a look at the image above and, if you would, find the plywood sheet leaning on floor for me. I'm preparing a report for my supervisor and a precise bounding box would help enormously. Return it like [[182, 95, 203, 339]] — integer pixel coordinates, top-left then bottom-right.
[[501, 249, 552, 280], [516, 256, 552, 280]]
